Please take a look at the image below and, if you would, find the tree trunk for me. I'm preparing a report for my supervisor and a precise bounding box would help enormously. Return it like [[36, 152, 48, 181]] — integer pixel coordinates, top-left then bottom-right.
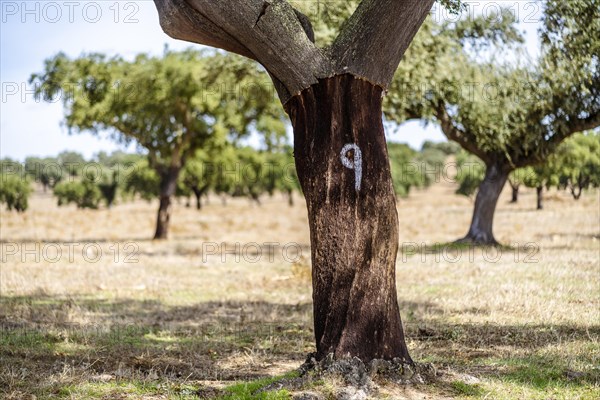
[[571, 184, 583, 200], [536, 186, 543, 210], [286, 75, 410, 363], [192, 187, 202, 210], [154, 166, 181, 240], [509, 182, 519, 203], [193, 184, 210, 210], [287, 189, 294, 207], [459, 162, 510, 245]]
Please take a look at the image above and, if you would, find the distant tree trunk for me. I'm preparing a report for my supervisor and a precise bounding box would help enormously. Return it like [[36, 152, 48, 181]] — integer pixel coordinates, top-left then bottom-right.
[[570, 186, 581, 200], [154, 166, 181, 240], [536, 186, 543, 210], [459, 162, 510, 245], [570, 182, 584, 200], [192, 188, 202, 210], [287, 189, 294, 207], [509, 181, 519, 203], [250, 192, 261, 206], [191, 184, 210, 210], [287, 75, 411, 363]]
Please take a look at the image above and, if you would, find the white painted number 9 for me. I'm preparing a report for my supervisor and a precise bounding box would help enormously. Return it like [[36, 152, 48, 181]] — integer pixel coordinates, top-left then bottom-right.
[[340, 143, 362, 191]]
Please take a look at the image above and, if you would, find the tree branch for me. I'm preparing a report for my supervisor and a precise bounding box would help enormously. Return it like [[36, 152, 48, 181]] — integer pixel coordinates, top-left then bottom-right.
[[330, 0, 435, 89], [154, 0, 255, 59], [567, 112, 600, 136], [154, 0, 331, 102], [435, 101, 490, 163], [542, 111, 600, 151]]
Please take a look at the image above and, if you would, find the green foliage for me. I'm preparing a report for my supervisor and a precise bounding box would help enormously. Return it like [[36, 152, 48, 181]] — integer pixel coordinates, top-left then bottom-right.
[[233, 147, 268, 202], [178, 150, 212, 200], [263, 146, 300, 197], [0, 167, 32, 212], [290, 1, 358, 46], [290, 0, 463, 47], [57, 151, 86, 176], [24, 156, 64, 190], [30, 49, 287, 195], [95, 151, 143, 168], [422, 140, 461, 156], [98, 170, 119, 208], [385, 1, 599, 170], [554, 131, 600, 198], [388, 143, 426, 197], [539, 0, 600, 134], [455, 151, 485, 197], [447, 7, 524, 49], [53, 178, 102, 209], [124, 160, 160, 201]]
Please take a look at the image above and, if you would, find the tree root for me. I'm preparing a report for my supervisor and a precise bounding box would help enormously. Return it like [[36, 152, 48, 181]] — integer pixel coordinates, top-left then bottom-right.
[[263, 353, 436, 399]]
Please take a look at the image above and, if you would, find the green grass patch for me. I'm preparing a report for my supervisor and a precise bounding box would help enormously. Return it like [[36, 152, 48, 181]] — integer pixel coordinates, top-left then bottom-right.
[[451, 381, 484, 397], [219, 372, 299, 400]]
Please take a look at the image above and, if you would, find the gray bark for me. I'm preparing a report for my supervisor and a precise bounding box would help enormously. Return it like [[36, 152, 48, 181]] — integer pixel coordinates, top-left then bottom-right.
[[458, 162, 510, 245]]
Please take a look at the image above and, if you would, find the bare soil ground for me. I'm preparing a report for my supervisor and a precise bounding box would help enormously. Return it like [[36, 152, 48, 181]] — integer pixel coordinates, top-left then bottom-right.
[[1, 181, 599, 399]]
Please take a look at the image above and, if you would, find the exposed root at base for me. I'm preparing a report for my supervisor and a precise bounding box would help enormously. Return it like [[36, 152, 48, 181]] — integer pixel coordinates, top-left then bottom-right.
[[454, 235, 500, 247], [257, 353, 438, 400]]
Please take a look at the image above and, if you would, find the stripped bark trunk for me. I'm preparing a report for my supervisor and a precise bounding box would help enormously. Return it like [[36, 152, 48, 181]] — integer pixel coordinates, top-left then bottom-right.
[[287, 75, 410, 362], [153, 0, 435, 363]]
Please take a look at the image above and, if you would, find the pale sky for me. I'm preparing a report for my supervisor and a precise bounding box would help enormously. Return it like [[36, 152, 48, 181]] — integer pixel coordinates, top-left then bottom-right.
[[1, 1, 542, 161]]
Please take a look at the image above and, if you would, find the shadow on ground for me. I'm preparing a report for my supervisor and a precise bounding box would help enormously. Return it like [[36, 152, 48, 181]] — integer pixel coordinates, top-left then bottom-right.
[[1, 294, 598, 398]]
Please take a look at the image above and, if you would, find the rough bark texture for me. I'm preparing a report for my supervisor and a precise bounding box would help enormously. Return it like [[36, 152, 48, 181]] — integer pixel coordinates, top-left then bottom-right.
[[459, 162, 510, 245], [287, 75, 410, 362], [536, 186, 543, 210], [154, 166, 181, 240]]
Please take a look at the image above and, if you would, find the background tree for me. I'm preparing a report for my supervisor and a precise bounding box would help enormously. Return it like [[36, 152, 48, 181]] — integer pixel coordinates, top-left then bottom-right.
[[98, 170, 119, 208], [233, 146, 268, 205], [0, 160, 31, 212], [31, 49, 285, 239], [554, 132, 600, 200], [507, 171, 523, 204], [454, 151, 485, 198], [385, 1, 600, 244], [521, 165, 557, 210], [179, 149, 213, 210], [57, 150, 86, 177], [388, 143, 428, 198], [53, 175, 102, 210], [264, 146, 300, 207], [24, 156, 63, 192]]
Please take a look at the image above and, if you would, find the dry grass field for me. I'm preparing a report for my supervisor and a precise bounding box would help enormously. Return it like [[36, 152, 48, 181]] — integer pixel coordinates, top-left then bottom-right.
[[1, 180, 599, 399]]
